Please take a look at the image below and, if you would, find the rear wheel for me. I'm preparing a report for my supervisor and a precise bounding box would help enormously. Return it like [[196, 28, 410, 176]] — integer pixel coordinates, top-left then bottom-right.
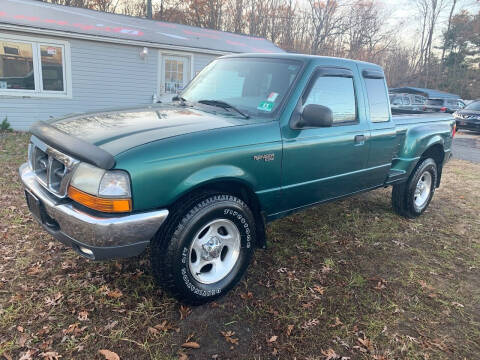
[[392, 158, 437, 219], [150, 192, 256, 305]]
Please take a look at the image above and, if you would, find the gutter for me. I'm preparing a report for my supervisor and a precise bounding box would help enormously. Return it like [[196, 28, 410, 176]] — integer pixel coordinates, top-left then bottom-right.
[[0, 23, 233, 56]]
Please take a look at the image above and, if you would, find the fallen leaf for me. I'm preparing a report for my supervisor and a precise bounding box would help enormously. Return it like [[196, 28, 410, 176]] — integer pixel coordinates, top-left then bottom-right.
[[357, 336, 373, 352], [27, 266, 41, 276], [177, 351, 188, 360], [18, 350, 36, 360], [148, 327, 159, 336], [106, 289, 123, 299], [17, 325, 24, 332], [179, 305, 191, 320], [221, 331, 239, 345], [373, 280, 386, 290], [77, 310, 88, 321], [154, 320, 176, 332], [302, 318, 319, 329], [321, 348, 339, 360], [286, 324, 294, 336], [17, 333, 28, 347], [451, 301, 464, 308], [98, 350, 120, 360], [45, 292, 63, 306], [302, 302, 314, 309], [181, 342, 200, 349], [104, 321, 118, 332], [329, 317, 343, 328], [39, 352, 62, 360], [62, 323, 87, 336], [39, 338, 53, 351], [267, 335, 277, 343], [312, 285, 325, 294], [240, 291, 253, 300]]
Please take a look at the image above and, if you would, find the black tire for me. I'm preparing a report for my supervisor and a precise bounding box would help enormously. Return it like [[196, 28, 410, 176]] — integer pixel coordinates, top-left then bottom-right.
[[150, 192, 256, 305], [392, 158, 438, 219]]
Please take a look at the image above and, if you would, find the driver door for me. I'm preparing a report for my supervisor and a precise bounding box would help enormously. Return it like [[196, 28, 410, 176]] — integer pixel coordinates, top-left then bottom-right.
[[279, 66, 371, 212]]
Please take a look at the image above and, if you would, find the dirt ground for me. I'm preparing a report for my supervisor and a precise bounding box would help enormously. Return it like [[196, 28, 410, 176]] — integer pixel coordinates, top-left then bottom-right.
[[1, 132, 479, 360]]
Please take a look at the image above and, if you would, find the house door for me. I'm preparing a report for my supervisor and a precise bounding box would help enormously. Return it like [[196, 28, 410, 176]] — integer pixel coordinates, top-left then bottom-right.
[[159, 55, 190, 102]]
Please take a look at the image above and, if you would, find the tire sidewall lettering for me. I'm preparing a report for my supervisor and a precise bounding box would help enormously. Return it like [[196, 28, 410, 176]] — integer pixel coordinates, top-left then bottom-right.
[[177, 204, 253, 298]]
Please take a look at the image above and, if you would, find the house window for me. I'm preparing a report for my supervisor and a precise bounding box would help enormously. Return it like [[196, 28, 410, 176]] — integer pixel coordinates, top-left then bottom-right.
[[0, 34, 70, 97], [162, 55, 190, 95], [0, 41, 34, 91], [40, 45, 64, 92]]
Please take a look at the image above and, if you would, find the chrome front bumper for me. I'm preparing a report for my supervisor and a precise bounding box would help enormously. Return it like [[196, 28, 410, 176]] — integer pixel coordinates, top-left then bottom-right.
[[19, 163, 169, 260]]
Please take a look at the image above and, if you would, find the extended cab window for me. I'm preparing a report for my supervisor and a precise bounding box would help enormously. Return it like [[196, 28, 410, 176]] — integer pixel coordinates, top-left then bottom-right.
[[304, 76, 357, 124], [364, 78, 390, 122]]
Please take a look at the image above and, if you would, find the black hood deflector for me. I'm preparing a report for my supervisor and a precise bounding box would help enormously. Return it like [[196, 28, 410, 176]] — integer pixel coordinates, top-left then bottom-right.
[[30, 121, 115, 169]]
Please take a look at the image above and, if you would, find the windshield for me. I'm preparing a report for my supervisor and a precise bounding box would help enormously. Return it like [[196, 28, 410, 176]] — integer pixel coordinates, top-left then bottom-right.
[[464, 101, 480, 111], [180, 57, 302, 117]]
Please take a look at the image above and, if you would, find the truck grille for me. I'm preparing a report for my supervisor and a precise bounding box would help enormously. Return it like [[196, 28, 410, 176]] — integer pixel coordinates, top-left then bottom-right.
[[28, 136, 79, 198]]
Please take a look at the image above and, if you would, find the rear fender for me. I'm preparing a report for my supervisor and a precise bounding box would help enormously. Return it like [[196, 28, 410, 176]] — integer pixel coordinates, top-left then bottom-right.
[[392, 125, 449, 182]]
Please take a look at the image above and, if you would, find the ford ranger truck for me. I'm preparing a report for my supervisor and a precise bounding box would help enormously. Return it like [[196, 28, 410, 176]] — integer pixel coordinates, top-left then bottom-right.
[[19, 54, 455, 304]]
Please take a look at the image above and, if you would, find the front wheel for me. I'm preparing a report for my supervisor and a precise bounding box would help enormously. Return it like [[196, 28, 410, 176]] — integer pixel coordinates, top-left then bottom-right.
[[392, 158, 438, 219], [151, 193, 256, 305]]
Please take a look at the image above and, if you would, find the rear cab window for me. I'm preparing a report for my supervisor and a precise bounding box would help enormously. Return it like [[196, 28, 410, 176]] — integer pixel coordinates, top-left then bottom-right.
[[362, 70, 390, 123]]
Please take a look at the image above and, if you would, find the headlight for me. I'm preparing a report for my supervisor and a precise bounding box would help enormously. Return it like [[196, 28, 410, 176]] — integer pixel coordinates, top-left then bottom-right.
[[68, 163, 132, 213]]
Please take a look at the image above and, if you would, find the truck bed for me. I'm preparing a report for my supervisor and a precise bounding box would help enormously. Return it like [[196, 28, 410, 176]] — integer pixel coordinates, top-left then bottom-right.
[[392, 113, 453, 125]]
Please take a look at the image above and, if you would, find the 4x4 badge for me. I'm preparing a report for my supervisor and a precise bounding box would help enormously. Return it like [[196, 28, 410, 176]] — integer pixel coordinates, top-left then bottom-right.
[[253, 153, 275, 162]]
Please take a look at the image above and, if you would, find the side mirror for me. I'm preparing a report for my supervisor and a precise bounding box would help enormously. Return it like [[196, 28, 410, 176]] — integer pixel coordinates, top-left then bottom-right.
[[300, 104, 333, 128]]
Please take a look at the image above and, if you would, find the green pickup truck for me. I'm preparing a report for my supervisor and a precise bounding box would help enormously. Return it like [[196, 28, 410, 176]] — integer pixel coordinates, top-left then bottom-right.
[[20, 54, 455, 304]]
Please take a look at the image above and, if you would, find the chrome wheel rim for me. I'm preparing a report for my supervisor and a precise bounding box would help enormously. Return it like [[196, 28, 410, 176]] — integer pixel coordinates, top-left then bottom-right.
[[188, 219, 241, 285], [414, 171, 432, 209]]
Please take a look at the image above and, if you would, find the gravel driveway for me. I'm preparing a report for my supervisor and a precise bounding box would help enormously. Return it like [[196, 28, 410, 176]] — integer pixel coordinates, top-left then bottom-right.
[[452, 130, 480, 163]]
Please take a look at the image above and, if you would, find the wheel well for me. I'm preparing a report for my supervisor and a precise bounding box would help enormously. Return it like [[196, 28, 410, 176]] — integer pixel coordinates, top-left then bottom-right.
[[173, 180, 267, 249], [421, 144, 444, 187]]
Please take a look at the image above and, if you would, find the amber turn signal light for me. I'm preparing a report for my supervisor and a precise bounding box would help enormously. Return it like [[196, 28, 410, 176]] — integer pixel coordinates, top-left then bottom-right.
[[68, 186, 132, 213]]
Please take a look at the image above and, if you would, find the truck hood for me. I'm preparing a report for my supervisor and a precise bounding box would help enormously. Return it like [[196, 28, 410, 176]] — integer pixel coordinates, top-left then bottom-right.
[[49, 105, 250, 155]]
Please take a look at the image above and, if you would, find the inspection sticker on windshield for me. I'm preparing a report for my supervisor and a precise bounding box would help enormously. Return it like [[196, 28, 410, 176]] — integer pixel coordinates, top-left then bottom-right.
[[257, 101, 274, 112], [267, 92, 279, 102]]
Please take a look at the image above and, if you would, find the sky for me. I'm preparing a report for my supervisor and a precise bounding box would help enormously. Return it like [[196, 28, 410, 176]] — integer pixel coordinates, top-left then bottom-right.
[[383, 0, 480, 46]]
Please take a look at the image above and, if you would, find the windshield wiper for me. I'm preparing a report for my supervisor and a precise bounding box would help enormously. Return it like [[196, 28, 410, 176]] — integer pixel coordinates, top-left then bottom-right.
[[197, 99, 250, 119], [172, 95, 187, 105]]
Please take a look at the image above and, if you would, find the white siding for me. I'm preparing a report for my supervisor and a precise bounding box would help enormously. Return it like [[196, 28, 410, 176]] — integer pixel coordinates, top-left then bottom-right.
[[0, 31, 220, 130]]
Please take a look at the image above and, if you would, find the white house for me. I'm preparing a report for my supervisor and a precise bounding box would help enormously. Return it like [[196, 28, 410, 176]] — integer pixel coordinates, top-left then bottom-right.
[[0, 0, 283, 130]]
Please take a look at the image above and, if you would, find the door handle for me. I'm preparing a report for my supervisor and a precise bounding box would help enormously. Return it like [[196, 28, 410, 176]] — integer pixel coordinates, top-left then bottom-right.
[[354, 135, 366, 145]]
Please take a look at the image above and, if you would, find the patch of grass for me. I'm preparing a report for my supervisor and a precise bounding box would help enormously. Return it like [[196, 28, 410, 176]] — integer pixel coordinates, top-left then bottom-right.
[[0, 133, 479, 359]]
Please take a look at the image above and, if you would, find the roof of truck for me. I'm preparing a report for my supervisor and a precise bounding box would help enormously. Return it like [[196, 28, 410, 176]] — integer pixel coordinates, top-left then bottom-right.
[[223, 53, 384, 69], [0, 0, 283, 54]]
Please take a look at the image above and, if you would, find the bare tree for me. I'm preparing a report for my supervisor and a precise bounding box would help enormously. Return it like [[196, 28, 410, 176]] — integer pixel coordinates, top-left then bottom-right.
[[308, 0, 343, 55]]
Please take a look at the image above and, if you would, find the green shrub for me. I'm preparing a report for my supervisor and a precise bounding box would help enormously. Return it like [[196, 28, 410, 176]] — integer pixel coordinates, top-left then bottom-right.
[[0, 117, 12, 132]]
